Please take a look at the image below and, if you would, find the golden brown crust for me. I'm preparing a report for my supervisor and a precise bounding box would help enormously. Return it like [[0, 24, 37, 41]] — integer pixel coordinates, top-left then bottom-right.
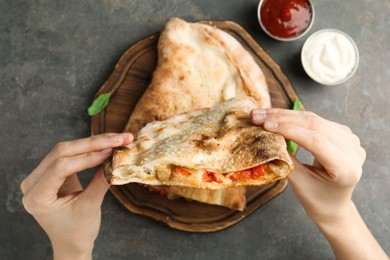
[[166, 186, 246, 211], [115, 18, 273, 209], [105, 97, 293, 189], [124, 18, 270, 136]]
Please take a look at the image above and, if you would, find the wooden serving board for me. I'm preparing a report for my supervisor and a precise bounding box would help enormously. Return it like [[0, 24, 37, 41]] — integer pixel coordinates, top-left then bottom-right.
[[91, 20, 301, 232]]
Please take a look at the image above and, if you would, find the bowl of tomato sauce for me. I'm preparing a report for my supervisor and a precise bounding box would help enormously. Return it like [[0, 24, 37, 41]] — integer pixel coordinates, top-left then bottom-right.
[[258, 0, 314, 41]]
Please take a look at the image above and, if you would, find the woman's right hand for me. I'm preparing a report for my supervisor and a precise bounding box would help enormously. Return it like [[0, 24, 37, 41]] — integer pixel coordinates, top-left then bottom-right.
[[251, 108, 365, 224], [251, 108, 390, 260]]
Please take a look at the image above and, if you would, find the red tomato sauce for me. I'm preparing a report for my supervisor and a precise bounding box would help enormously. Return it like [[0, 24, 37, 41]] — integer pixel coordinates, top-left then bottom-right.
[[260, 0, 312, 38], [229, 165, 266, 181], [148, 186, 169, 196], [175, 168, 192, 176], [203, 171, 223, 183]]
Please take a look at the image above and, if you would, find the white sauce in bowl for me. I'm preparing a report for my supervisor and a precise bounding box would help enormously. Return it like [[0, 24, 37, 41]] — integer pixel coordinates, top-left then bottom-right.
[[301, 29, 359, 85]]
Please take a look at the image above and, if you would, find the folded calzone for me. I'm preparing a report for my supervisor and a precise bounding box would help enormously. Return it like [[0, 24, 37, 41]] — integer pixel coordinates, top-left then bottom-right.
[[120, 18, 273, 210], [106, 98, 293, 189]]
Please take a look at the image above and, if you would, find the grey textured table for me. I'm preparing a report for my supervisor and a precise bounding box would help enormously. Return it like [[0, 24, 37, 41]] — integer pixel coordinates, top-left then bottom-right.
[[1, 0, 389, 259]]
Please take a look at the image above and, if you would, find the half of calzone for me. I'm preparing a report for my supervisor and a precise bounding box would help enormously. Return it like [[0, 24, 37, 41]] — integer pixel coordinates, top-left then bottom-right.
[[121, 18, 272, 210], [106, 98, 293, 189], [124, 17, 271, 137]]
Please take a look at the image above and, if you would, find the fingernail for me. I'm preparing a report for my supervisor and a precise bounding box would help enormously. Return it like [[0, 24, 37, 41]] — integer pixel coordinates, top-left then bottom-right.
[[119, 132, 133, 142], [264, 120, 278, 129], [108, 133, 132, 144], [252, 109, 266, 122], [108, 134, 122, 143]]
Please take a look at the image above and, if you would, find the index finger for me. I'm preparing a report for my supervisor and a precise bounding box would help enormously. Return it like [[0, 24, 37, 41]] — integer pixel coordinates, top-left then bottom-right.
[[49, 132, 133, 159], [21, 133, 133, 194], [251, 109, 359, 146], [22, 148, 113, 213], [262, 119, 347, 179]]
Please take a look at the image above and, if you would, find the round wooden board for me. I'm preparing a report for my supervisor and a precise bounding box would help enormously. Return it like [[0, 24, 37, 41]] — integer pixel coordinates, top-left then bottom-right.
[[91, 20, 301, 232]]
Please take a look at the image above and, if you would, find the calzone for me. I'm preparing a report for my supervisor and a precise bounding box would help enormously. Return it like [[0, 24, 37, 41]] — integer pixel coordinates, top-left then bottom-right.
[[121, 18, 272, 210], [124, 18, 271, 136], [105, 98, 293, 189]]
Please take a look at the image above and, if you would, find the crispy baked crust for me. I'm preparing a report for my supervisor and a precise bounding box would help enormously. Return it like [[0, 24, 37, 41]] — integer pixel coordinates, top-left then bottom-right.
[[105, 98, 293, 189], [124, 18, 270, 136], [165, 186, 246, 211], [114, 18, 273, 210]]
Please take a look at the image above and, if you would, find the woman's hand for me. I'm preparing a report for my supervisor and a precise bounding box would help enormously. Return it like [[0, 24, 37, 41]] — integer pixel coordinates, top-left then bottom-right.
[[251, 108, 365, 224], [21, 133, 133, 260], [251, 109, 390, 260]]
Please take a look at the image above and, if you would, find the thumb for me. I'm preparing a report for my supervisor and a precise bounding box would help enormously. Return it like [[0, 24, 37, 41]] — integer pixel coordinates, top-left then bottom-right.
[[82, 166, 110, 207], [287, 155, 332, 191], [287, 155, 308, 188], [287, 155, 322, 190]]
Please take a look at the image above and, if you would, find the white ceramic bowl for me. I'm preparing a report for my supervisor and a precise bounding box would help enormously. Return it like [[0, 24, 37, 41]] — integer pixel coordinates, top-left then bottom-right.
[[301, 29, 359, 85], [257, 0, 315, 41]]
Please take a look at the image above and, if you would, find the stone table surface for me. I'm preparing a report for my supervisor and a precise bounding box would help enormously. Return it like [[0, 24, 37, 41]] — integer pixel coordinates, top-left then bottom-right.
[[1, 0, 389, 259]]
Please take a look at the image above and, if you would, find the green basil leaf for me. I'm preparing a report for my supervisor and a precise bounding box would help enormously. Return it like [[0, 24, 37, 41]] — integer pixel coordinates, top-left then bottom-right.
[[287, 98, 301, 154], [292, 98, 301, 111], [88, 93, 111, 116], [287, 140, 298, 154]]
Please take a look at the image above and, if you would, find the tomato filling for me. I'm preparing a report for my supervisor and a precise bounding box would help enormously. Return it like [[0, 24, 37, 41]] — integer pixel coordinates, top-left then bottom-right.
[[148, 186, 169, 196], [229, 165, 266, 181], [175, 168, 192, 176], [202, 171, 223, 183], [174, 164, 266, 184]]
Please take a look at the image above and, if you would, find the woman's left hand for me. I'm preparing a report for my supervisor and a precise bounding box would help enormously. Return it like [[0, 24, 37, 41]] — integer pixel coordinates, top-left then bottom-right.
[[21, 133, 133, 260]]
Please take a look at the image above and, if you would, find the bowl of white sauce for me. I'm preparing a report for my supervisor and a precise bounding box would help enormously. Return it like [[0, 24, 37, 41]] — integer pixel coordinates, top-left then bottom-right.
[[301, 29, 359, 85]]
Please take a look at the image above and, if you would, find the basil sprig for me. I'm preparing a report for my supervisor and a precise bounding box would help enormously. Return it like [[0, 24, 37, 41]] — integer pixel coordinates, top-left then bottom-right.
[[87, 93, 111, 116], [286, 98, 301, 154]]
